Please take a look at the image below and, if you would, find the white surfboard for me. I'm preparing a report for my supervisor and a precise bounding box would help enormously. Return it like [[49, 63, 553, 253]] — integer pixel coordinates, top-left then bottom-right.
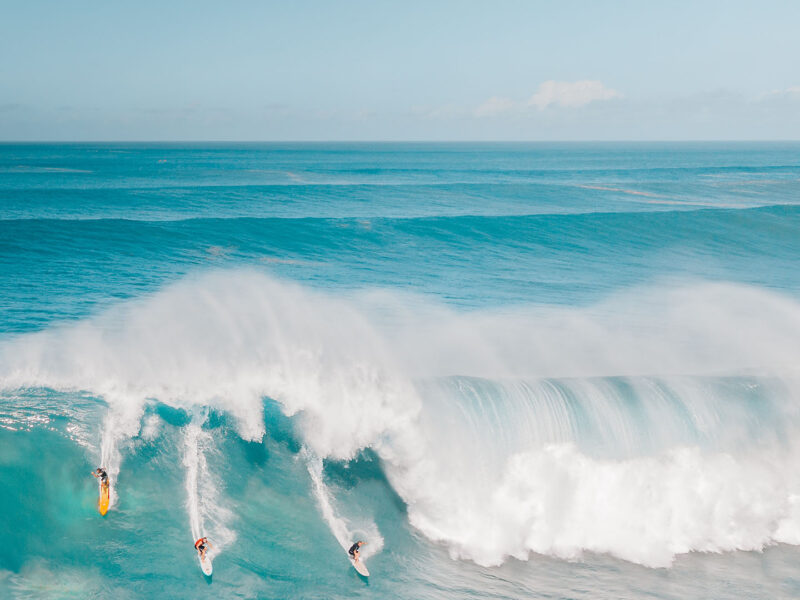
[[350, 557, 369, 577], [199, 554, 213, 576]]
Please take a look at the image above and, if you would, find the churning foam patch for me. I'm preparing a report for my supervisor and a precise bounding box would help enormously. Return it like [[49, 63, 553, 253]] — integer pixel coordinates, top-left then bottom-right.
[[399, 442, 800, 568]]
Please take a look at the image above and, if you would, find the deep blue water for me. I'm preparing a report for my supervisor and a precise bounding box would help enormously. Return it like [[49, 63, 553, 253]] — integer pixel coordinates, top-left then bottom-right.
[[1, 143, 800, 599]]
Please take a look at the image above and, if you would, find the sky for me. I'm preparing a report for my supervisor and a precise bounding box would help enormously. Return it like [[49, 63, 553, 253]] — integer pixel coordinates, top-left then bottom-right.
[[1, 0, 799, 141]]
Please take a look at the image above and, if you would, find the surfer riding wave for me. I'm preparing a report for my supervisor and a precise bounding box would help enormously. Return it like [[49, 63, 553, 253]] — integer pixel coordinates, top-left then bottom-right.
[[348, 541, 365, 563], [195, 537, 212, 560]]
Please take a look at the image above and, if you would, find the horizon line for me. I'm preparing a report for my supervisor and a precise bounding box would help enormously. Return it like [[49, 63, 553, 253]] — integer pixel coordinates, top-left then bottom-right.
[[2, 139, 800, 144]]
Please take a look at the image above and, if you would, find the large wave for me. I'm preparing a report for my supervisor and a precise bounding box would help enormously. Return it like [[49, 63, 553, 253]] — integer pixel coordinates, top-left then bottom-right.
[[1, 270, 799, 567]]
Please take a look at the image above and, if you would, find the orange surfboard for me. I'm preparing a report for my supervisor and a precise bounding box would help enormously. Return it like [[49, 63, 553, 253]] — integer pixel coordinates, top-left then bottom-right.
[[98, 484, 110, 516]]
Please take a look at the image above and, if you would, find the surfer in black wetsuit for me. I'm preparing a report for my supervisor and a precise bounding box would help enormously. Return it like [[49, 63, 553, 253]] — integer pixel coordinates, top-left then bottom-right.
[[348, 541, 365, 563], [195, 537, 212, 560], [92, 467, 109, 488]]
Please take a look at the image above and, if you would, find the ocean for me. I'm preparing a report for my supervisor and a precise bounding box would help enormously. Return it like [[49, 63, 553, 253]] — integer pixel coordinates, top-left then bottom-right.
[[1, 142, 799, 599]]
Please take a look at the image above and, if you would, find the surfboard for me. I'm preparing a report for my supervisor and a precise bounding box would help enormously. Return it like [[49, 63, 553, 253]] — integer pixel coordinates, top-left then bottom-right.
[[199, 553, 213, 576], [98, 483, 110, 516], [350, 556, 369, 577]]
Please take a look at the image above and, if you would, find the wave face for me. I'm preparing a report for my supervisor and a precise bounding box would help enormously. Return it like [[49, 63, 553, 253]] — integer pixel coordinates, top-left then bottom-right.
[[2, 143, 800, 599]]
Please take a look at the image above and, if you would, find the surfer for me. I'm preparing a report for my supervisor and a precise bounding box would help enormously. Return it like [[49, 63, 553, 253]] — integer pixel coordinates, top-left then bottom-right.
[[92, 467, 109, 488], [348, 541, 366, 563], [195, 537, 212, 560]]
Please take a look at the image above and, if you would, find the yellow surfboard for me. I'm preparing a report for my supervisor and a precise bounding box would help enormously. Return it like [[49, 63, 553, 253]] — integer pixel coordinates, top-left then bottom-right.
[[98, 484, 110, 516]]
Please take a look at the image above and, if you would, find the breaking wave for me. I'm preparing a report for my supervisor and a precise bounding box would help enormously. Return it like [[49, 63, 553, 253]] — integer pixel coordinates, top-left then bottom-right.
[[1, 270, 800, 567]]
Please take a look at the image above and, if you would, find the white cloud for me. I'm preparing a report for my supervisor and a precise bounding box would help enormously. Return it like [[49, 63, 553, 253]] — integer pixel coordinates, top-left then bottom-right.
[[528, 80, 622, 110], [471, 81, 622, 118], [473, 96, 516, 117], [757, 85, 800, 101]]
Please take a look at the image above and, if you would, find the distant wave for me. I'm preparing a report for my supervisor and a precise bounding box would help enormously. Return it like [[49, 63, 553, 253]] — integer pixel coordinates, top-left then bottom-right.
[[1, 202, 798, 223]]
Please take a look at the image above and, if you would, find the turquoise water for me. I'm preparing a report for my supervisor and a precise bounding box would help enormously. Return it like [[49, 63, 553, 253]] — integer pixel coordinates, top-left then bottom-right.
[[1, 143, 800, 599]]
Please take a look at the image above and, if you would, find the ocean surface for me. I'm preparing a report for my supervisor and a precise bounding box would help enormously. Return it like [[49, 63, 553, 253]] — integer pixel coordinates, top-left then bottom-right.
[[1, 142, 800, 599]]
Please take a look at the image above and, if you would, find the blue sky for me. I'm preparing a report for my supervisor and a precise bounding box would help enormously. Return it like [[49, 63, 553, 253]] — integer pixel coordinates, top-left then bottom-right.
[[1, 0, 799, 140]]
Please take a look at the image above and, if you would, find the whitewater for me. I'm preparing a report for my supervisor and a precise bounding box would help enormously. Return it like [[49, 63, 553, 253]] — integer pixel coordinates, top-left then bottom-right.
[[1, 142, 800, 599]]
